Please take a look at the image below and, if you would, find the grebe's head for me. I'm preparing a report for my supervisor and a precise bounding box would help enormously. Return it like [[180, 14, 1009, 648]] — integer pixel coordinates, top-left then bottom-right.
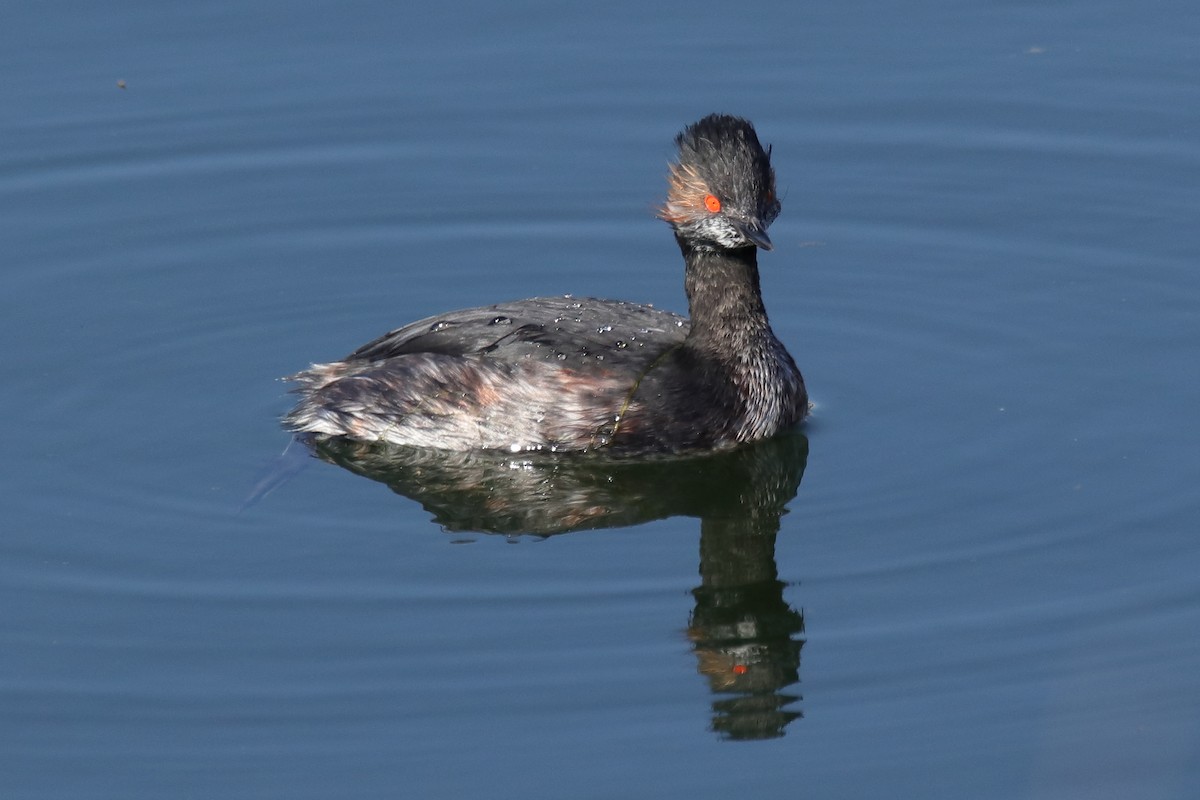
[[659, 114, 780, 252]]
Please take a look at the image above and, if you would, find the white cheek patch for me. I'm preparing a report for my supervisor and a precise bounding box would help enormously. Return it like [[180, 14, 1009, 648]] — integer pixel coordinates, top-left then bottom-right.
[[691, 216, 748, 249]]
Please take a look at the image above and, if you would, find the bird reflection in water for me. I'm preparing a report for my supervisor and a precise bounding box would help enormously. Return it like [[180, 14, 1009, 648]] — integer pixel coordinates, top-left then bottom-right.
[[305, 432, 809, 740]]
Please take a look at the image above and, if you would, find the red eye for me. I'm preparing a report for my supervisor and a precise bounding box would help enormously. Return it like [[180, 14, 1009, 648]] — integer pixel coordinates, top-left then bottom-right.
[[703, 194, 722, 213]]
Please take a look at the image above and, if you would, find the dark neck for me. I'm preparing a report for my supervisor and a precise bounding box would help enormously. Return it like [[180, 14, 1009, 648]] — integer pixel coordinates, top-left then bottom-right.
[[678, 238, 772, 348]]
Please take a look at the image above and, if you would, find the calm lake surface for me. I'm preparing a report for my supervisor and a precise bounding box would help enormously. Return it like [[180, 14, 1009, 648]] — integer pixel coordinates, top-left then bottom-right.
[[3, 1, 1198, 797]]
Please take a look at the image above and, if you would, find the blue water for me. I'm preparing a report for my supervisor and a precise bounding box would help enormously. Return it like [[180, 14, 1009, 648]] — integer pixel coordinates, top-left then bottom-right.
[[3, 1, 1198, 797]]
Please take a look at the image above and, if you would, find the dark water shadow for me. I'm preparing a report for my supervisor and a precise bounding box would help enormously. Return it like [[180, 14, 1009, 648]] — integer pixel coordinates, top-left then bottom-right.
[[309, 432, 810, 740]]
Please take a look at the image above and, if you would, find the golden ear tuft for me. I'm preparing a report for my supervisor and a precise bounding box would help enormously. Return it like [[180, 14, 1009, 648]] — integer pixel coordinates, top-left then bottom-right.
[[658, 161, 713, 223]]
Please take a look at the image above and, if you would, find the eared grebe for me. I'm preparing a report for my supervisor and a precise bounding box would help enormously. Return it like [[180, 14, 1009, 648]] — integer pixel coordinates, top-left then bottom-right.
[[284, 114, 808, 454]]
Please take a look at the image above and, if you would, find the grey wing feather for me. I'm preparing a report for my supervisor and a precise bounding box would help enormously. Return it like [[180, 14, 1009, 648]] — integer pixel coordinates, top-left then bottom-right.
[[344, 296, 690, 372]]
